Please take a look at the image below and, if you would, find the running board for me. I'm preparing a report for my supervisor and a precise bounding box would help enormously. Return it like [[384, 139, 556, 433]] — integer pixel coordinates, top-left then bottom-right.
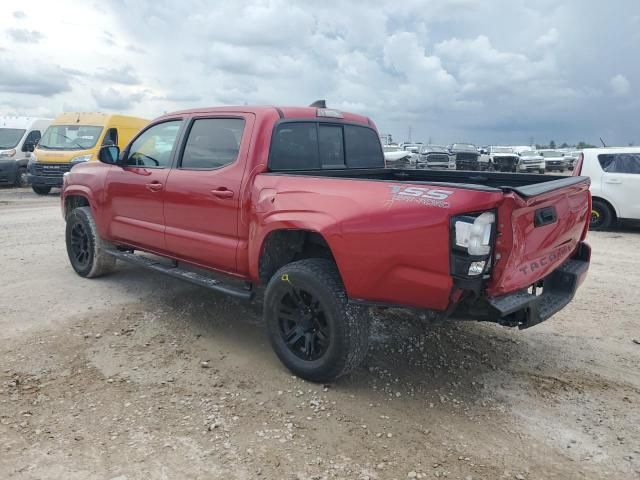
[[105, 249, 253, 301]]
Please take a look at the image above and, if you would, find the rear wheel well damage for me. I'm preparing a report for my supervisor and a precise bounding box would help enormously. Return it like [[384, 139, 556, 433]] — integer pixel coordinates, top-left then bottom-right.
[[258, 230, 336, 285], [64, 195, 90, 220]]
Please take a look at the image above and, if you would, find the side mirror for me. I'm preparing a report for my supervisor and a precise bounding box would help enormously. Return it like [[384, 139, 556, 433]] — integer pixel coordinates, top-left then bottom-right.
[[22, 141, 35, 153], [98, 145, 121, 165]]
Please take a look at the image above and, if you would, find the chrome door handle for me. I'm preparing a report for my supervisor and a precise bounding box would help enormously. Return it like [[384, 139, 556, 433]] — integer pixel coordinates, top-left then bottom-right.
[[604, 178, 622, 184]]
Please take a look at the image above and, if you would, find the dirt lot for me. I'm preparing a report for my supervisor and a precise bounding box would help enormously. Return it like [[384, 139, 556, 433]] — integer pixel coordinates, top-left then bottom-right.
[[1, 187, 639, 480]]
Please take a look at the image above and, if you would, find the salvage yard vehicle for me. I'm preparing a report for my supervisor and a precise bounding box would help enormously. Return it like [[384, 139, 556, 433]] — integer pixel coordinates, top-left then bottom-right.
[[448, 143, 480, 170], [574, 147, 640, 230], [416, 145, 455, 169], [517, 150, 545, 174], [383, 144, 414, 167], [0, 116, 51, 187], [563, 150, 580, 171], [61, 104, 592, 383], [28, 112, 148, 195], [489, 146, 520, 172], [540, 150, 568, 172]]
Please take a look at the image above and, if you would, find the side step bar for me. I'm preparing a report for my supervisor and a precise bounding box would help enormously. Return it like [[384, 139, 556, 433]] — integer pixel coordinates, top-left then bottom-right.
[[105, 249, 254, 301]]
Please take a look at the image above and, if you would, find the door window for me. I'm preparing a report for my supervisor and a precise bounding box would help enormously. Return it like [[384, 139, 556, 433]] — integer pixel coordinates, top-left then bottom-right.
[[180, 118, 245, 169], [23, 130, 41, 149], [126, 121, 181, 168], [598, 153, 640, 174], [102, 128, 118, 146]]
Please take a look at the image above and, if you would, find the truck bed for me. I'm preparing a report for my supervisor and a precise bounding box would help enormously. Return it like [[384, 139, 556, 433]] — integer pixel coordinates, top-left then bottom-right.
[[266, 168, 588, 199]]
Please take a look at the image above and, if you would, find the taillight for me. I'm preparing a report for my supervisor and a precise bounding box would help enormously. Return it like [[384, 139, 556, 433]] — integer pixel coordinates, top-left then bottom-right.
[[573, 153, 584, 176]]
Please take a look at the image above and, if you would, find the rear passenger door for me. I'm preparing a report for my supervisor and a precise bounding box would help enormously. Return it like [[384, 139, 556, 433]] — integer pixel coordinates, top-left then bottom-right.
[[599, 152, 640, 219], [163, 114, 254, 274]]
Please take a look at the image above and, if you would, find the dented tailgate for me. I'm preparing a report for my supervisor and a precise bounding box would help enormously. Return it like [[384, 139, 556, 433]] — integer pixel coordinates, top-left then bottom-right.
[[487, 177, 591, 297]]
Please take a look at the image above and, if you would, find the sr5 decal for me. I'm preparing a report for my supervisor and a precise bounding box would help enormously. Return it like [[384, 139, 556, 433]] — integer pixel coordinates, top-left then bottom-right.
[[386, 185, 454, 208]]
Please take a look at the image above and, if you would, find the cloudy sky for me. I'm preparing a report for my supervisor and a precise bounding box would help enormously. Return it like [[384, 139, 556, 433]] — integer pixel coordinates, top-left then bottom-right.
[[0, 0, 638, 145]]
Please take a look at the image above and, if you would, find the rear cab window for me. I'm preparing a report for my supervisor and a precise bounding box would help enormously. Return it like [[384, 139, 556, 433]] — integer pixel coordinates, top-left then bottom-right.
[[269, 121, 383, 171]]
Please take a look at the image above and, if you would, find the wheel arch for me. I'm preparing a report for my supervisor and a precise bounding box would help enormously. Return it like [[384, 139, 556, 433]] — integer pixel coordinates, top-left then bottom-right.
[[255, 228, 339, 286], [63, 188, 94, 220], [591, 195, 618, 220]]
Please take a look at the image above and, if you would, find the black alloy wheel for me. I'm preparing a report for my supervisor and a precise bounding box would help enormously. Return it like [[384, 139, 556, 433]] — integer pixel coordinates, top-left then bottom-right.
[[264, 259, 369, 383], [69, 220, 91, 268], [277, 285, 330, 361]]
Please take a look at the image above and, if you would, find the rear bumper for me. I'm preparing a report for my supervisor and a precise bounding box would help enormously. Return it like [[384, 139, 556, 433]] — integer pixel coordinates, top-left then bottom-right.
[[453, 242, 590, 329]]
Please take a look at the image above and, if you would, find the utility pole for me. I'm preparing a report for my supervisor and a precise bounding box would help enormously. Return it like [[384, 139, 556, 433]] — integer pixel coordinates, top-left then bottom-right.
[[408, 125, 412, 143]]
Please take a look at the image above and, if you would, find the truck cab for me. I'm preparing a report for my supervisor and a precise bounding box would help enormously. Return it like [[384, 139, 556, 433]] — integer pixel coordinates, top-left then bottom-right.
[[29, 112, 148, 195], [0, 117, 51, 187]]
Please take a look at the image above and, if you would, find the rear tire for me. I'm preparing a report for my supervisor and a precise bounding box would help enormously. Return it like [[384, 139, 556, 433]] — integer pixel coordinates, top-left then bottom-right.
[[15, 167, 28, 188], [590, 200, 614, 231], [32, 185, 51, 195], [264, 259, 369, 383], [65, 206, 117, 278]]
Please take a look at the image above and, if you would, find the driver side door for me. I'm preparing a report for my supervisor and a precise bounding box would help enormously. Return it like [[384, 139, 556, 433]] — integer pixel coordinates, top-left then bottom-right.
[[105, 120, 183, 253]]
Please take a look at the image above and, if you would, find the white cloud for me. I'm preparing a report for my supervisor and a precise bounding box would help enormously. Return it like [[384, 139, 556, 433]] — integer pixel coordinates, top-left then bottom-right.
[[610, 74, 631, 97], [535, 28, 559, 48], [0, 0, 638, 145]]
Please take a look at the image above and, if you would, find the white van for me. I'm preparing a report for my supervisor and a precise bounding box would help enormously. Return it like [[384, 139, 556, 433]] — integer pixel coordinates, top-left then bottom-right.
[[574, 147, 640, 229], [0, 116, 51, 187]]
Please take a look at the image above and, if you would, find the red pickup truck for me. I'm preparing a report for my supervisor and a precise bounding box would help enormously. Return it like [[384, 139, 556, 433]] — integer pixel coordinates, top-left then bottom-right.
[[61, 104, 591, 382]]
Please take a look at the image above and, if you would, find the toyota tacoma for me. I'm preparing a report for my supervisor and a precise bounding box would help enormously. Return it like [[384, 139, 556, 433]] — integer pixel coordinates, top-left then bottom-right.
[[61, 104, 592, 382]]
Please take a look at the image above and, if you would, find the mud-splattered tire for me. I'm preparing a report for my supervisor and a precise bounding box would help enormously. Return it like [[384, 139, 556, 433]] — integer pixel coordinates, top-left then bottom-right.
[[590, 199, 614, 231], [65, 206, 116, 278], [264, 259, 369, 383]]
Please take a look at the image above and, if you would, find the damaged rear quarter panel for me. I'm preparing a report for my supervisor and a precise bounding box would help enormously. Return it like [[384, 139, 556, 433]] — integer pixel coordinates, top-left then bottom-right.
[[251, 174, 503, 311]]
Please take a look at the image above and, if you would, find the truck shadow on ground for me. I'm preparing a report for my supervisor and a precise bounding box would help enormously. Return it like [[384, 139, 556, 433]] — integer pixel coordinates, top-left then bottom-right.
[[109, 263, 533, 405]]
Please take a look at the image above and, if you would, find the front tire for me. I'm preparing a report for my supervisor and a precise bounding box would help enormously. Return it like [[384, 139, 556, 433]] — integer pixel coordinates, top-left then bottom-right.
[[15, 167, 28, 188], [32, 185, 51, 195], [264, 259, 369, 383], [590, 200, 614, 231], [65, 206, 117, 278]]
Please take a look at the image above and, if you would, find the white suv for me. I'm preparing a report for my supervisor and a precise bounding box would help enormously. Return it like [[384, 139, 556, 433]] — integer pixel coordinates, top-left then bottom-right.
[[574, 147, 640, 230]]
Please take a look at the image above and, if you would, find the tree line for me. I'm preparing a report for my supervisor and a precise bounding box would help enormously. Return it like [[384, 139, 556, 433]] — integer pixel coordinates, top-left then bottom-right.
[[535, 140, 598, 150]]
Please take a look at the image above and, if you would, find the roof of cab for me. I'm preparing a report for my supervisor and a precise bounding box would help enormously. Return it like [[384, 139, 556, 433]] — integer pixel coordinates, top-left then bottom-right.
[[159, 105, 374, 126], [0, 116, 51, 129], [51, 112, 149, 127]]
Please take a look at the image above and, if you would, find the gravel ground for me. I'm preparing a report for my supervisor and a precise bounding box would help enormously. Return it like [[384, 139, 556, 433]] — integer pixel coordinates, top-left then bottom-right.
[[1, 186, 639, 480]]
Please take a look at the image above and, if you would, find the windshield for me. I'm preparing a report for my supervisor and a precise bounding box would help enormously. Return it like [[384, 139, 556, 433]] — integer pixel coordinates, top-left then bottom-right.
[[492, 147, 513, 153], [452, 143, 476, 151], [383, 145, 401, 152], [39, 125, 103, 150], [520, 151, 538, 157], [540, 150, 563, 157], [0, 128, 26, 149]]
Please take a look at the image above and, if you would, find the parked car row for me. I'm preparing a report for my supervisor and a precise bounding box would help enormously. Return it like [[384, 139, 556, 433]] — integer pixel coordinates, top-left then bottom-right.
[[0, 113, 149, 194]]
